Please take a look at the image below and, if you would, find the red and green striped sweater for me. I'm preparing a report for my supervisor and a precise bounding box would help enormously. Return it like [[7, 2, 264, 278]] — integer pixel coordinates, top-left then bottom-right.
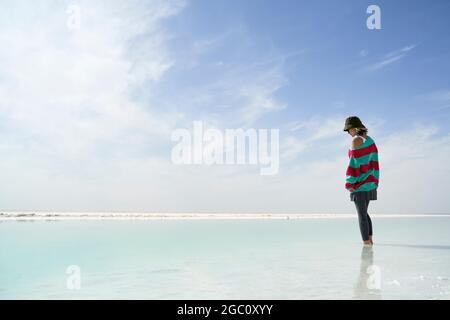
[[345, 135, 379, 192]]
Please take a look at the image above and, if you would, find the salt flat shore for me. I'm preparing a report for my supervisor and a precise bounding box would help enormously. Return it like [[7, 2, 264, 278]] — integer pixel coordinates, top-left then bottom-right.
[[1, 211, 449, 220]]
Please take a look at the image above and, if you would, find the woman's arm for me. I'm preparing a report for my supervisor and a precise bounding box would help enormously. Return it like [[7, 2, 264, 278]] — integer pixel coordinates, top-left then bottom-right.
[[346, 138, 363, 192], [352, 136, 364, 149]]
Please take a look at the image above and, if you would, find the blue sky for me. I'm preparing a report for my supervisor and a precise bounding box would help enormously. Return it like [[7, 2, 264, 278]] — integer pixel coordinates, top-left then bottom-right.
[[164, 0, 450, 129], [0, 0, 449, 213]]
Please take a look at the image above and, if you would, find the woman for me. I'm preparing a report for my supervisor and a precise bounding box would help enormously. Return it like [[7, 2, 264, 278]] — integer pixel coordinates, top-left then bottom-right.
[[343, 116, 379, 246]]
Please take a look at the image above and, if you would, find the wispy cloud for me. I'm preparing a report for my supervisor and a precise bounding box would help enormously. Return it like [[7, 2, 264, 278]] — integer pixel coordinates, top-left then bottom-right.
[[359, 49, 368, 57], [365, 44, 417, 71], [191, 29, 238, 55], [236, 68, 288, 125], [0, 0, 291, 211], [280, 117, 346, 163], [282, 115, 386, 165], [385, 44, 417, 58], [159, 27, 291, 128], [422, 89, 450, 102], [417, 89, 450, 112], [0, 0, 186, 163], [378, 125, 450, 213]]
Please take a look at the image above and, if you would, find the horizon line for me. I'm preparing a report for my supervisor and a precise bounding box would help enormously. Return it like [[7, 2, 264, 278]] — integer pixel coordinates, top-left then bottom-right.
[[1, 212, 450, 221]]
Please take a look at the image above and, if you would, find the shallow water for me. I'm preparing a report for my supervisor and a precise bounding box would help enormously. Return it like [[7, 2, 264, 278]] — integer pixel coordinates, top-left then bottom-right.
[[1, 217, 450, 299]]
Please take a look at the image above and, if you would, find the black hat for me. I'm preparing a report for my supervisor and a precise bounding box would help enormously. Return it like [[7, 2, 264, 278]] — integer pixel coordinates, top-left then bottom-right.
[[343, 116, 366, 131]]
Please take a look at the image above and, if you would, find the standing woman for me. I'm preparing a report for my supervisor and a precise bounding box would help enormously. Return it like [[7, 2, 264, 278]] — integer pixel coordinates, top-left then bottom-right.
[[343, 116, 379, 246]]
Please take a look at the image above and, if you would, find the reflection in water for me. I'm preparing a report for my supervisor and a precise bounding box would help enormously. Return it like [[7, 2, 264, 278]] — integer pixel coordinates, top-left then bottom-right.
[[377, 243, 450, 251], [353, 246, 382, 300]]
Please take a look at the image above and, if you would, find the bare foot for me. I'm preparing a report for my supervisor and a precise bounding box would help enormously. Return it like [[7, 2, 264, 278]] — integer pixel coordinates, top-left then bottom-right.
[[363, 240, 372, 246], [369, 236, 374, 245]]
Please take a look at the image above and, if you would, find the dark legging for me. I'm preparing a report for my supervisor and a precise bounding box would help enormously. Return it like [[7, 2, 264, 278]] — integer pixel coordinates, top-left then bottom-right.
[[354, 197, 373, 241]]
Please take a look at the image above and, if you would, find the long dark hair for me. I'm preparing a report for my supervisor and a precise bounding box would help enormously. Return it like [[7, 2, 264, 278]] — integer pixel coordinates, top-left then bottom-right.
[[356, 127, 368, 135]]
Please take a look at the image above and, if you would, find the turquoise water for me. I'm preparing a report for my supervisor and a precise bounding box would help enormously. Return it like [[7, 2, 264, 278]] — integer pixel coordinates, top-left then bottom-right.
[[1, 217, 450, 299]]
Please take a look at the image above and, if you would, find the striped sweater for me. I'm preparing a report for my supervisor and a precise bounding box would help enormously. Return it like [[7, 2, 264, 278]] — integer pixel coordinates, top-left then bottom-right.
[[345, 135, 379, 192]]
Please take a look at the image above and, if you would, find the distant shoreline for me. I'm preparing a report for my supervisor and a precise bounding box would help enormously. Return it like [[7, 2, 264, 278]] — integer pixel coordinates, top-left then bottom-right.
[[1, 212, 450, 221]]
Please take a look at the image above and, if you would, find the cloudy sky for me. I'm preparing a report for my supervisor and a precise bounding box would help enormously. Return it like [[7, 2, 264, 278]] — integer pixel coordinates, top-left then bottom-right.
[[0, 0, 449, 214]]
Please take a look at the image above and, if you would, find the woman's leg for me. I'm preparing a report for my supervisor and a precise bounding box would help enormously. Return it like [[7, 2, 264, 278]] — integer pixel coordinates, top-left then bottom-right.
[[367, 200, 373, 236], [366, 200, 374, 244], [354, 196, 370, 242]]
